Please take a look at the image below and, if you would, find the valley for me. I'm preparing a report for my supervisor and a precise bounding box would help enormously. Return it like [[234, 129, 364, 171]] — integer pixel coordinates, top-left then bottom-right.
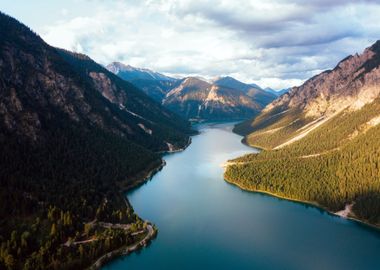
[[107, 63, 278, 121], [2, 3, 380, 270]]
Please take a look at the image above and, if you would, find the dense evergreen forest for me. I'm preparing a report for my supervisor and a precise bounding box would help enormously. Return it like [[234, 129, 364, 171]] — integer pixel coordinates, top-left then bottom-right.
[[0, 12, 186, 269], [226, 98, 380, 226]]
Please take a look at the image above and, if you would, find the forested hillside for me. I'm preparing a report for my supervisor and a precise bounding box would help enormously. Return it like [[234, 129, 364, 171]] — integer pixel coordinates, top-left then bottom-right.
[[0, 12, 190, 269], [226, 41, 380, 227]]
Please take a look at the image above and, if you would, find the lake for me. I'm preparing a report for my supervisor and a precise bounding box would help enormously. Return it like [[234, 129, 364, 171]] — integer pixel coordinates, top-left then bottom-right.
[[103, 122, 380, 270]]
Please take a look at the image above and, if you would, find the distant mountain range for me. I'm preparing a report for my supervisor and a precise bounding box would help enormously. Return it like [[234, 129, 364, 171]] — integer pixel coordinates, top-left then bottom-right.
[[227, 40, 380, 228], [106, 62, 176, 81], [264, 87, 290, 97], [107, 62, 282, 120], [213, 76, 277, 107], [106, 62, 177, 102]]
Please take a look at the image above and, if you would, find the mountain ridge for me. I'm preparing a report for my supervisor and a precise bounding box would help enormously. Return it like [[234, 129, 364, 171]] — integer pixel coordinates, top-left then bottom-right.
[[235, 40, 380, 147], [162, 77, 263, 120], [107, 65, 278, 120], [106, 61, 176, 81], [226, 40, 380, 228]]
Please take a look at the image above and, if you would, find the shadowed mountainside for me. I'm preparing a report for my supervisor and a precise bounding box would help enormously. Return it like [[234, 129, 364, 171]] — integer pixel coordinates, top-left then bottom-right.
[[0, 12, 192, 269]]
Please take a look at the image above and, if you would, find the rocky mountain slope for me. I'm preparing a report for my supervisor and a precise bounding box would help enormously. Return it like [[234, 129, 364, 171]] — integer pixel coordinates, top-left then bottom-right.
[[235, 41, 380, 147], [213, 76, 277, 107], [107, 64, 277, 120], [264, 87, 289, 97], [106, 62, 177, 102], [227, 40, 380, 227], [0, 12, 192, 269], [106, 62, 175, 81], [162, 77, 263, 120]]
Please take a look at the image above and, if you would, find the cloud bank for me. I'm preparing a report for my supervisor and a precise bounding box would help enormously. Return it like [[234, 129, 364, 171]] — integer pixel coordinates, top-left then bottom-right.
[[34, 0, 380, 89]]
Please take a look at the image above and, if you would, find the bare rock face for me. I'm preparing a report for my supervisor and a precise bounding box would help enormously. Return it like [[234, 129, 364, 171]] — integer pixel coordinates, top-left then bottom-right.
[[163, 77, 262, 120], [266, 41, 380, 118], [0, 34, 89, 141], [89, 72, 119, 103], [213, 76, 277, 107]]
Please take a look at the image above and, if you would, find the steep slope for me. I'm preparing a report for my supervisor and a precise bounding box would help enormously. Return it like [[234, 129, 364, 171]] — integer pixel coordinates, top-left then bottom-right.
[[213, 76, 276, 107], [108, 65, 274, 120], [0, 12, 190, 269], [106, 62, 175, 81], [128, 79, 178, 102], [226, 41, 380, 227], [235, 41, 380, 147], [163, 77, 262, 120], [106, 62, 177, 102], [264, 87, 290, 97], [59, 51, 193, 151]]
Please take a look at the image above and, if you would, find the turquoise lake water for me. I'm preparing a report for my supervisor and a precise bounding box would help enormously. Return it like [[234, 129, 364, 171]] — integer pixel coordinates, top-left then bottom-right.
[[104, 123, 380, 270]]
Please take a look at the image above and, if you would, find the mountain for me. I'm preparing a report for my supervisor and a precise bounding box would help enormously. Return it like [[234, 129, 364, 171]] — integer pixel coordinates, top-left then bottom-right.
[[106, 62, 178, 102], [108, 65, 277, 120], [163, 77, 262, 120], [106, 62, 175, 81], [226, 40, 380, 227], [213, 76, 277, 107], [0, 12, 192, 269], [128, 79, 178, 102], [264, 87, 290, 96]]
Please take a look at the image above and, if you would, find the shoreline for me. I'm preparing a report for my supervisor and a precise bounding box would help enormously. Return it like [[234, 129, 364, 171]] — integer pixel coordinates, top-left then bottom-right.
[[224, 175, 380, 231], [120, 159, 167, 192], [228, 124, 380, 231], [88, 223, 157, 270], [94, 137, 193, 269], [122, 137, 193, 192], [240, 137, 267, 151], [157, 137, 192, 155]]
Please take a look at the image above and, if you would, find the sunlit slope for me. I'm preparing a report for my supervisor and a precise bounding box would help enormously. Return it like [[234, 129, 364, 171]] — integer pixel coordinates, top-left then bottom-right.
[[227, 41, 380, 226]]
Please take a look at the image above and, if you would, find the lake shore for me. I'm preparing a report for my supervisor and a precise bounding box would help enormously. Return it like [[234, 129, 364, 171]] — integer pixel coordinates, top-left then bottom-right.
[[93, 137, 194, 269], [88, 223, 157, 270], [224, 174, 380, 231], [121, 137, 193, 193]]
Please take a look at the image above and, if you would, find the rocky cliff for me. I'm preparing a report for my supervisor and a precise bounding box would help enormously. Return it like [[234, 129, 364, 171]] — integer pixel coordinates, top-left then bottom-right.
[[163, 77, 262, 120]]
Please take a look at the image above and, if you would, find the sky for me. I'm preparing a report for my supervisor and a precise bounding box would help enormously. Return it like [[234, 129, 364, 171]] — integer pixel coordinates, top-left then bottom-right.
[[2, 0, 380, 90]]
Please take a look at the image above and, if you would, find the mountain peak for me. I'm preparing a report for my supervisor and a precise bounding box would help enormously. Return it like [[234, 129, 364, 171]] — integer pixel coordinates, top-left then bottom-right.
[[265, 40, 380, 119], [106, 61, 137, 73], [106, 62, 175, 81], [182, 76, 209, 85], [369, 40, 380, 54]]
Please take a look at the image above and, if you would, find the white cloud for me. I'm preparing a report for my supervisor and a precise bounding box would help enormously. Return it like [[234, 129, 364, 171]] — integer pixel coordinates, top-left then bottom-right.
[[39, 0, 380, 89]]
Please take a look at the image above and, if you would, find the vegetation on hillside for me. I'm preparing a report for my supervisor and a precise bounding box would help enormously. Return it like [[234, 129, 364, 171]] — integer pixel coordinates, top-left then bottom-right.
[[0, 12, 182, 269], [226, 99, 380, 226]]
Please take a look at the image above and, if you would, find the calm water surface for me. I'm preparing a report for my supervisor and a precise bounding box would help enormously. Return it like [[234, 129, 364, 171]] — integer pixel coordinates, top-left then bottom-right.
[[104, 123, 380, 270]]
